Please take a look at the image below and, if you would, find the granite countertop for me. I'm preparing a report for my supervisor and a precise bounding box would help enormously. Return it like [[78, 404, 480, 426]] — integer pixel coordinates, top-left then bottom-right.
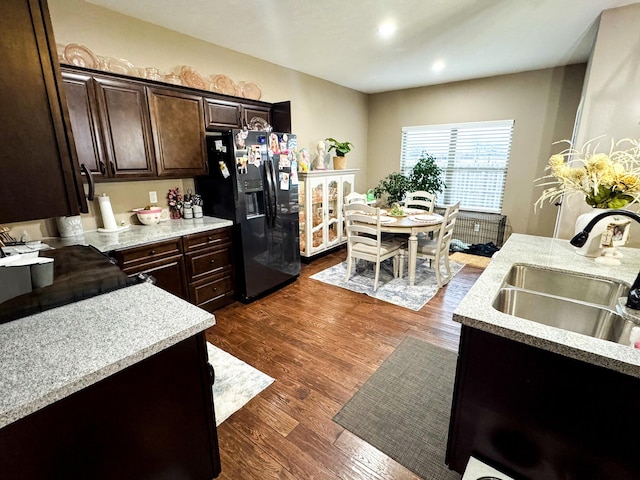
[[455, 233, 640, 378], [0, 282, 215, 429], [46, 216, 233, 252]]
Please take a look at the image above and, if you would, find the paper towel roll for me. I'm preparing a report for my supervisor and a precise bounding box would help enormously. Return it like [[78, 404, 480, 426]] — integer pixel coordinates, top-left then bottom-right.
[[98, 194, 118, 231]]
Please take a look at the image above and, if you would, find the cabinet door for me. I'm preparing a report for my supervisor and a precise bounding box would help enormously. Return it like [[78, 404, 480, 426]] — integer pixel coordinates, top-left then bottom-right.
[[309, 176, 327, 255], [113, 238, 188, 300], [94, 77, 157, 178], [242, 104, 271, 129], [62, 71, 107, 179], [298, 177, 308, 256], [271, 101, 291, 134], [0, 0, 87, 223], [326, 176, 341, 248], [148, 86, 207, 177], [339, 174, 355, 242], [204, 98, 241, 130]]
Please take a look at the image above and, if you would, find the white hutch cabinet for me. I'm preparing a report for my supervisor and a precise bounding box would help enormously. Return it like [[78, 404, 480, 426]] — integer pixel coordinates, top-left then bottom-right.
[[298, 169, 357, 258]]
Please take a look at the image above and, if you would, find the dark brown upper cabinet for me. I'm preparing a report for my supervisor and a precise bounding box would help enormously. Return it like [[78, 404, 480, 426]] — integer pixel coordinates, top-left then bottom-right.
[[204, 98, 242, 130], [94, 77, 157, 179], [147, 86, 207, 177], [62, 71, 106, 179], [0, 0, 87, 223]]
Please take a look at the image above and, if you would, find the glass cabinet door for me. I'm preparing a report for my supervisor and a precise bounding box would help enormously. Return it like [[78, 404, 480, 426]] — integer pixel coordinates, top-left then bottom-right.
[[339, 174, 355, 242], [309, 176, 326, 253], [298, 178, 306, 255], [326, 177, 340, 247]]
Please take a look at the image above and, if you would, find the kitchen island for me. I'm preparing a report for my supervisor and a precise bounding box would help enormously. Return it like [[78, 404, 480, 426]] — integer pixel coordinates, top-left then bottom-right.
[[447, 234, 640, 479], [0, 282, 221, 479]]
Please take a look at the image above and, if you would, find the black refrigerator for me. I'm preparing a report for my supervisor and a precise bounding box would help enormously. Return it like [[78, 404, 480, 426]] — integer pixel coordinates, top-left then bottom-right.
[[195, 130, 300, 302]]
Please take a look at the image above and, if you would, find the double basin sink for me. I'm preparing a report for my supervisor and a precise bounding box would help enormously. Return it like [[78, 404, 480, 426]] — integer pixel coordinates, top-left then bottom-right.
[[492, 264, 635, 345]]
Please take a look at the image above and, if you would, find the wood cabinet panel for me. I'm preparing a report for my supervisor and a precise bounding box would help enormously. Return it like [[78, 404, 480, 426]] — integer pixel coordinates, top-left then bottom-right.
[[183, 228, 232, 254], [147, 86, 206, 177], [113, 238, 187, 300], [447, 326, 640, 479], [185, 247, 232, 282], [62, 71, 105, 178], [0, 333, 221, 479], [204, 98, 241, 129], [242, 104, 271, 128], [0, 0, 87, 223], [94, 77, 157, 178], [183, 228, 235, 312], [188, 274, 234, 311]]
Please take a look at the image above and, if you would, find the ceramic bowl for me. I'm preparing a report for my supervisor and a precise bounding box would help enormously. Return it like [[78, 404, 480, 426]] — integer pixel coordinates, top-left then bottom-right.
[[134, 208, 163, 225]]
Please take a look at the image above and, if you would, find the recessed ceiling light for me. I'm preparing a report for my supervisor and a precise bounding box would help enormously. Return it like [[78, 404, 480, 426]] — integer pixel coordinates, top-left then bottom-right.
[[377, 20, 397, 39], [432, 60, 446, 72]]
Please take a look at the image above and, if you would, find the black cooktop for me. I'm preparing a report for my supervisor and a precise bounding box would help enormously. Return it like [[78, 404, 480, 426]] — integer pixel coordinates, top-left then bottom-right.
[[0, 245, 137, 324]]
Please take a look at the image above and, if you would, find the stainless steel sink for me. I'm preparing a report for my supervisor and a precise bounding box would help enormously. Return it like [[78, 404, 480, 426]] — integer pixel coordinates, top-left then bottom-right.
[[493, 288, 635, 344], [492, 264, 633, 345], [504, 264, 628, 308]]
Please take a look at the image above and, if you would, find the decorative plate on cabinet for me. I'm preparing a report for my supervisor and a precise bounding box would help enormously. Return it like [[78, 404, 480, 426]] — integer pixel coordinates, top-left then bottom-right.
[[100, 56, 137, 76], [63, 43, 98, 69], [209, 74, 239, 96], [238, 81, 262, 100], [179, 66, 207, 90]]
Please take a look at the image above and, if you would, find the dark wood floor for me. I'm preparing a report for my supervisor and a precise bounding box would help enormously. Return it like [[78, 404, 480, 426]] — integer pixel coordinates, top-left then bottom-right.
[[205, 249, 484, 480]]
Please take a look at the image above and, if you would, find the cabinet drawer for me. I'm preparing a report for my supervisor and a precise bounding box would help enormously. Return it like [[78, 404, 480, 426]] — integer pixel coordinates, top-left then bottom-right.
[[120, 255, 188, 300], [183, 228, 232, 254], [189, 275, 234, 311], [113, 238, 183, 269], [186, 247, 231, 282]]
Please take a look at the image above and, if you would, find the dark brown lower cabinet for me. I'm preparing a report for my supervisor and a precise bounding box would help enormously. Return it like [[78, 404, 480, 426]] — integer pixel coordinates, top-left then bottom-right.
[[0, 333, 221, 479], [183, 228, 235, 312], [112, 227, 235, 310], [446, 326, 640, 480], [112, 237, 188, 300]]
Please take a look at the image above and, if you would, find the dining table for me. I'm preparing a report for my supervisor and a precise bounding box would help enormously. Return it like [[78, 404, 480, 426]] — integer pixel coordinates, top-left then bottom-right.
[[378, 209, 444, 286]]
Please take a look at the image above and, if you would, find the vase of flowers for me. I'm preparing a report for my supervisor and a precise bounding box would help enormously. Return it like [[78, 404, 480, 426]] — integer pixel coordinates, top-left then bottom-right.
[[535, 137, 640, 210], [167, 187, 183, 219], [535, 137, 640, 256]]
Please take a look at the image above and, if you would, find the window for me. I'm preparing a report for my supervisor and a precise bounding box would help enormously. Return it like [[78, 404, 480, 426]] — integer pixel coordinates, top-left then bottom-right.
[[400, 120, 514, 213]]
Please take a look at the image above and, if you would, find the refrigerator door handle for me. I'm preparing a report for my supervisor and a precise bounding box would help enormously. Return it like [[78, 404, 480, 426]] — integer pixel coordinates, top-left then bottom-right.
[[268, 159, 278, 228], [263, 159, 274, 226]]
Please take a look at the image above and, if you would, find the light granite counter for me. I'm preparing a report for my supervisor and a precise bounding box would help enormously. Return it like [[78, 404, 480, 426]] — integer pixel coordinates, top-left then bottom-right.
[[46, 216, 233, 252], [454, 233, 640, 378], [0, 282, 215, 429]]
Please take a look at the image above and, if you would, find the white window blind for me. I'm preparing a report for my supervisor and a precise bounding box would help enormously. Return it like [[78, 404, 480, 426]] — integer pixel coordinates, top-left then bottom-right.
[[400, 120, 514, 213]]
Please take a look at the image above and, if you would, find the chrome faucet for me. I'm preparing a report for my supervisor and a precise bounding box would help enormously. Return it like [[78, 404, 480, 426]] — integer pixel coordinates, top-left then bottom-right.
[[570, 209, 640, 310]]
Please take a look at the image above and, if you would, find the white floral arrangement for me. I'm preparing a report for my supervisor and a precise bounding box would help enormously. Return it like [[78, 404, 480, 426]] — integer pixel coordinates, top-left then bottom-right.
[[535, 137, 640, 210]]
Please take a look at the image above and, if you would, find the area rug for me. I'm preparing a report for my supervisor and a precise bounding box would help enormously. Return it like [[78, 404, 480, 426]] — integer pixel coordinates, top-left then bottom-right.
[[333, 337, 461, 480], [309, 258, 465, 311], [207, 342, 274, 425], [450, 251, 492, 269]]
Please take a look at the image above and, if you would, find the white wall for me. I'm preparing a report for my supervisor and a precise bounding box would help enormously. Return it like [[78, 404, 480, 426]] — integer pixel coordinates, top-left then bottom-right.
[[557, 3, 640, 241], [366, 65, 586, 238], [8, 0, 369, 240]]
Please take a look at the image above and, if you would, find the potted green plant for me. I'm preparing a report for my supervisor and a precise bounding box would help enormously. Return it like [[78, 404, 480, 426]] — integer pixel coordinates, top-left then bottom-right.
[[373, 172, 411, 206], [408, 152, 445, 195], [325, 137, 354, 170]]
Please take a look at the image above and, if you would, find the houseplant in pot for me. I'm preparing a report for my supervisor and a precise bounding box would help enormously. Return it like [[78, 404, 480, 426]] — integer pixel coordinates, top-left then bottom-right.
[[408, 152, 445, 196], [325, 138, 354, 170]]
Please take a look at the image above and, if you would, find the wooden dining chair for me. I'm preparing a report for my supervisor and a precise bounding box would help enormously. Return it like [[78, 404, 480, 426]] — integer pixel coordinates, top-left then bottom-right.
[[345, 192, 368, 205], [416, 201, 460, 287], [343, 203, 404, 291], [404, 191, 436, 212]]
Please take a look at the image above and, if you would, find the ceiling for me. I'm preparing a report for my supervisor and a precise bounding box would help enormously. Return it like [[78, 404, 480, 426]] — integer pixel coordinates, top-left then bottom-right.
[[87, 0, 640, 94]]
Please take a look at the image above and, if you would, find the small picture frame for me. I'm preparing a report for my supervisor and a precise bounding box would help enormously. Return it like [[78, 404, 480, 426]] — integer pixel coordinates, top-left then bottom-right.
[[600, 219, 631, 248]]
